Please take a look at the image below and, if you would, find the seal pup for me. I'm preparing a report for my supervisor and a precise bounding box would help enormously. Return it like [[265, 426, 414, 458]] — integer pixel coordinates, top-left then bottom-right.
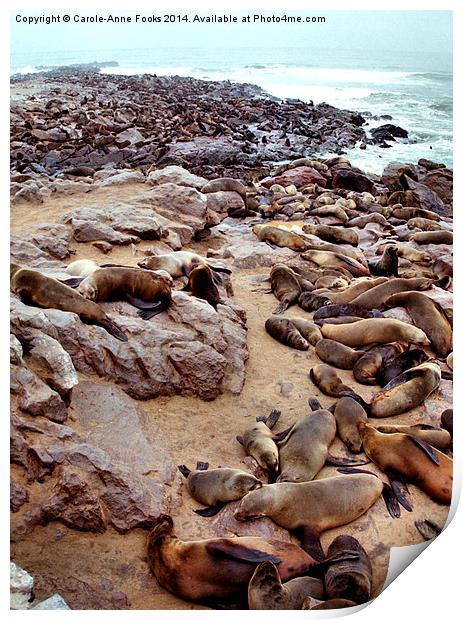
[[237, 410, 281, 478], [334, 396, 368, 453], [310, 364, 355, 397], [147, 515, 316, 606], [315, 339, 364, 370], [265, 316, 309, 350], [348, 277, 432, 310], [248, 561, 324, 610], [358, 423, 452, 505], [138, 251, 231, 278], [269, 264, 302, 313], [76, 266, 172, 319], [353, 343, 407, 385], [186, 264, 221, 309], [374, 424, 451, 451], [285, 317, 322, 345], [234, 474, 383, 561], [178, 462, 262, 517], [368, 246, 399, 277], [409, 230, 453, 245], [65, 258, 100, 278], [407, 217, 442, 231], [10, 265, 127, 342], [369, 362, 441, 418], [321, 318, 430, 347], [324, 277, 388, 304], [298, 291, 331, 312], [322, 535, 372, 604], [377, 348, 429, 386], [384, 291, 452, 357]]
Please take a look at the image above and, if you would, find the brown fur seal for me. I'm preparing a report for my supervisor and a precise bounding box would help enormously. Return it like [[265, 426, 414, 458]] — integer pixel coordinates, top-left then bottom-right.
[[368, 246, 399, 277], [178, 463, 262, 517], [77, 266, 172, 319], [392, 206, 440, 221], [298, 291, 331, 312], [358, 423, 452, 504], [201, 177, 247, 199], [313, 303, 382, 321], [410, 230, 453, 245], [186, 264, 221, 309], [253, 224, 308, 250], [310, 364, 354, 397], [310, 205, 348, 222], [237, 410, 281, 477], [306, 598, 357, 609], [349, 277, 432, 310], [384, 291, 452, 357], [234, 474, 383, 561], [321, 319, 430, 347], [374, 424, 451, 451], [248, 561, 324, 610], [147, 515, 316, 606], [276, 406, 336, 483], [376, 243, 432, 264], [325, 277, 388, 304], [407, 217, 442, 231], [285, 317, 322, 345], [317, 316, 364, 326], [377, 348, 429, 386], [302, 250, 369, 276], [369, 362, 441, 417], [315, 339, 364, 370], [265, 316, 309, 350], [346, 213, 389, 228], [138, 251, 231, 278], [322, 535, 372, 604], [10, 265, 127, 342], [353, 343, 407, 385], [314, 275, 349, 290], [334, 396, 368, 453], [302, 223, 358, 246], [269, 264, 301, 313], [65, 258, 100, 277]]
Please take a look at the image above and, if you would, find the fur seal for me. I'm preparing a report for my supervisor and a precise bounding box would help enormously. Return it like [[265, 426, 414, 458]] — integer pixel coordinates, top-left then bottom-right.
[[410, 230, 453, 245], [10, 265, 127, 342], [138, 251, 231, 278], [298, 291, 331, 312], [353, 343, 407, 385], [325, 277, 388, 304], [302, 250, 369, 277], [368, 246, 399, 277], [377, 348, 429, 386], [321, 318, 430, 347], [384, 291, 452, 357], [248, 561, 324, 610], [358, 423, 452, 504], [201, 177, 247, 200], [186, 264, 221, 309], [310, 205, 348, 222], [265, 316, 309, 350], [322, 535, 372, 604], [270, 264, 301, 313], [147, 515, 316, 606], [285, 317, 322, 345], [349, 278, 432, 310], [374, 424, 452, 451], [369, 362, 441, 417], [237, 410, 281, 477], [76, 266, 172, 319], [334, 396, 368, 453], [346, 213, 389, 228], [392, 206, 440, 221], [302, 223, 358, 246], [313, 303, 382, 321], [234, 474, 383, 560], [306, 599, 357, 609], [314, 275, 349, 290], [302, 238, 367, 267], [178, 462, 262, 517], [407, 217, 442, 231], [253, 224, 308, 250], [65, 258, 100, 277], [310, 364, 354, 397], [315, 339, 364, 370], [376, 243, 432, 264]]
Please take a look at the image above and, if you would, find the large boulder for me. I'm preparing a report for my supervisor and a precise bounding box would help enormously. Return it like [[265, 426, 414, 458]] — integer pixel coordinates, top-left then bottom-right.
[[401, 174, 449, 217], [422, 168, 453, 206], [332, 168, 375, 194], [260, 166, 327, 189]]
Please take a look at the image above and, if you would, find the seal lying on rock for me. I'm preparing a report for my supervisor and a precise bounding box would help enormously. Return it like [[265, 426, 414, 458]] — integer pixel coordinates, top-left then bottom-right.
[[138, 251, 231, 277]]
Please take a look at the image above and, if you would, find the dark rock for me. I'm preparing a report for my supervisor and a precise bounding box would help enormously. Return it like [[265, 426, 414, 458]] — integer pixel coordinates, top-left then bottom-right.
[[371, 124, 408, 143], [10, 478, 29, 512]]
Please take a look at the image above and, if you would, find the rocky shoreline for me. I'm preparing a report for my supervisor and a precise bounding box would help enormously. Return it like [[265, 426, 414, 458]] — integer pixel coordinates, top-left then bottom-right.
[[10, 71, 453, 610]]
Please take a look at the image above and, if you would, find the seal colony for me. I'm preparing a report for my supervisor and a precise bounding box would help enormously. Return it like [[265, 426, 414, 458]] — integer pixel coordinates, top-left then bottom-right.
[[10, 69, 452, 611]]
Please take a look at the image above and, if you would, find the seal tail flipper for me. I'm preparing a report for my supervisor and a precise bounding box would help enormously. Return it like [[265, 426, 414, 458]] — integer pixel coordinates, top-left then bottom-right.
[[205, 540, 282, 564], [415, 519, 442, 541], [256, 409, 281, 428], [177, 465, 191, 478], [236, 435, 244, 445], [137, 301, 170, 320], [99, 319, 128, 342], [328, 403, 336, 414], [308, 397, 322, 411], [325, 454, 370, 467], [209, 266, 232, 275], [196, 461, 209, 470], [308, 551, 362, 576], [273, 425, 294, 444], [382, 483, 401, 519], [337, 391, 370, 412], [272, 301, 289, 314], [390, 477, 413, 512], [62, 277, 84, 288], [194, 504, 224, 518], [125, 293, 170, 311], [298, 526, 324, 562]]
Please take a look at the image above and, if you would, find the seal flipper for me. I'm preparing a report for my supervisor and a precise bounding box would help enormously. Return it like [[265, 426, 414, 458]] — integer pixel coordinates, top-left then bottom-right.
[[273, 425, 294, 444], [196, 461, 209, 470], [98, 319, 128, 342], [236, 435, 244, 445], [62, 277, 84, 288], [308, 551, 362, 576], [137, 303, 167, 320], [415, 519, 441, 540], [389, 472, 413, 512], [205, 540, 282, 564], [337, 391, 370, 412], [256, 408, 281, 428], [308, 397, 322, 411], [298, 526, 324, 562], [273, 301, 289, 314], [382, 483, 401, 518], [406, 435, 440, 465], [125, 293, 164, 310], [325, 454, 370, 467], [178, 465, 191, 478], [194, 504, 224, 518]]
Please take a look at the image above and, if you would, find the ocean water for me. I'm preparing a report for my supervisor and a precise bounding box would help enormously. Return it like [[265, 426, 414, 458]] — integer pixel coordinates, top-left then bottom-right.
[[11, 46, 453, 174]]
